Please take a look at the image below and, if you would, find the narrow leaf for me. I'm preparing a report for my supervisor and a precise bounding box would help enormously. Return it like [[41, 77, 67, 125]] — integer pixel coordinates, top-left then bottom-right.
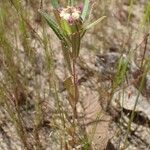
[[84, 16, 106, 30], [39, 11, 64, 40], [64, 77, 76, 109], [62, 43, 72, 73], [81, 0, 89, 21]]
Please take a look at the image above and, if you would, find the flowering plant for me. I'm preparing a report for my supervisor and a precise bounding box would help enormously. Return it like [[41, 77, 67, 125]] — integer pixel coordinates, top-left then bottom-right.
[[39, 1, 105, 148], [40, 0, 105, 62]]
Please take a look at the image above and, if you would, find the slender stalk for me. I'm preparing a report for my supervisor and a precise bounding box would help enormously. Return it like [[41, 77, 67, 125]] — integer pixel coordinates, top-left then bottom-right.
[[140, 33, 149, 69], [122, 65, 148, 150], [72, 58, 78, 119]]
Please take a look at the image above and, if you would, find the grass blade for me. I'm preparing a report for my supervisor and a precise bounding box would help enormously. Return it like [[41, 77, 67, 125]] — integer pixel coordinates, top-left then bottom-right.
[[84, 16, 106, 30], [143, 2, 150, 25], [81, 0, 89, 21]]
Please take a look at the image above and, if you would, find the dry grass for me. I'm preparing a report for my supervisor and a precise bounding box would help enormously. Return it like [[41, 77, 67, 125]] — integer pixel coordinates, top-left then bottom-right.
[[0, 0, 150, 150]]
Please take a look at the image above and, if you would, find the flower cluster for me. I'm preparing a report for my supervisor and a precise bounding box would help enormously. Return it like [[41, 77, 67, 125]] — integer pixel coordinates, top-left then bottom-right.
[[59, 6, 82, 24]]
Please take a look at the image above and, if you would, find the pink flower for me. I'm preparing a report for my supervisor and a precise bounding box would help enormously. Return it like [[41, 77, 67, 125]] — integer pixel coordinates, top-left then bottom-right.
[[59, 6, 81, 23]]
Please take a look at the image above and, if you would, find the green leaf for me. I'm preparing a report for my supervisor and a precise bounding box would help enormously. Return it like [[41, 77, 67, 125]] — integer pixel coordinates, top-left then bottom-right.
[[113, 57, 128, 89], [51, 0, 59, 9], [64, 77, 76, 108], [61, 20, 72, 35], [64, 77, 73, 94], [39, 11, 65, 40], [62, 43, 72, 74], [81, 0, 89, 21], [84, 16, 106, 30]]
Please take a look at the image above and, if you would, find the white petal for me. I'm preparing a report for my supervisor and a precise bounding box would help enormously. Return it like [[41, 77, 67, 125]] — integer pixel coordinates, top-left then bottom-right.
[[60, 11, 65, 17], [63, 13, 71, 20], [72, 12, 80, 20]]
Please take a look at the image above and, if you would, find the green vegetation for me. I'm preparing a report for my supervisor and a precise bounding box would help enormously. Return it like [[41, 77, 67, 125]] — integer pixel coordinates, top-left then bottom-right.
[[0, 0, 149, 150]]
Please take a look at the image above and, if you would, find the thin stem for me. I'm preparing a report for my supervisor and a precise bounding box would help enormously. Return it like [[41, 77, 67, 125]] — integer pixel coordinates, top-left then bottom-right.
[[140, 33, 149, 69], [69, 58, 79, 148], [72, 58, 78, 119], [122, 66, 148, 150]]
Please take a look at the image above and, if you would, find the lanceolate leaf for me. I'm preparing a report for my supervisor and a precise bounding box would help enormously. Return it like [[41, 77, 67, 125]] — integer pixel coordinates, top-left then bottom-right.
[[62, 43, 72, 74], [39, 11, 65, 40], [51, 0, 59, 9], [84, 16, 106, 30], [64, 77, 76, 108], [81, 0, 89, 21]]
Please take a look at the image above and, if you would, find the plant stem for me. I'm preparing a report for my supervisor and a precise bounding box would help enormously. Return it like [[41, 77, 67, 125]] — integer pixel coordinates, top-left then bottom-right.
[[72, 58, 78, 119]]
